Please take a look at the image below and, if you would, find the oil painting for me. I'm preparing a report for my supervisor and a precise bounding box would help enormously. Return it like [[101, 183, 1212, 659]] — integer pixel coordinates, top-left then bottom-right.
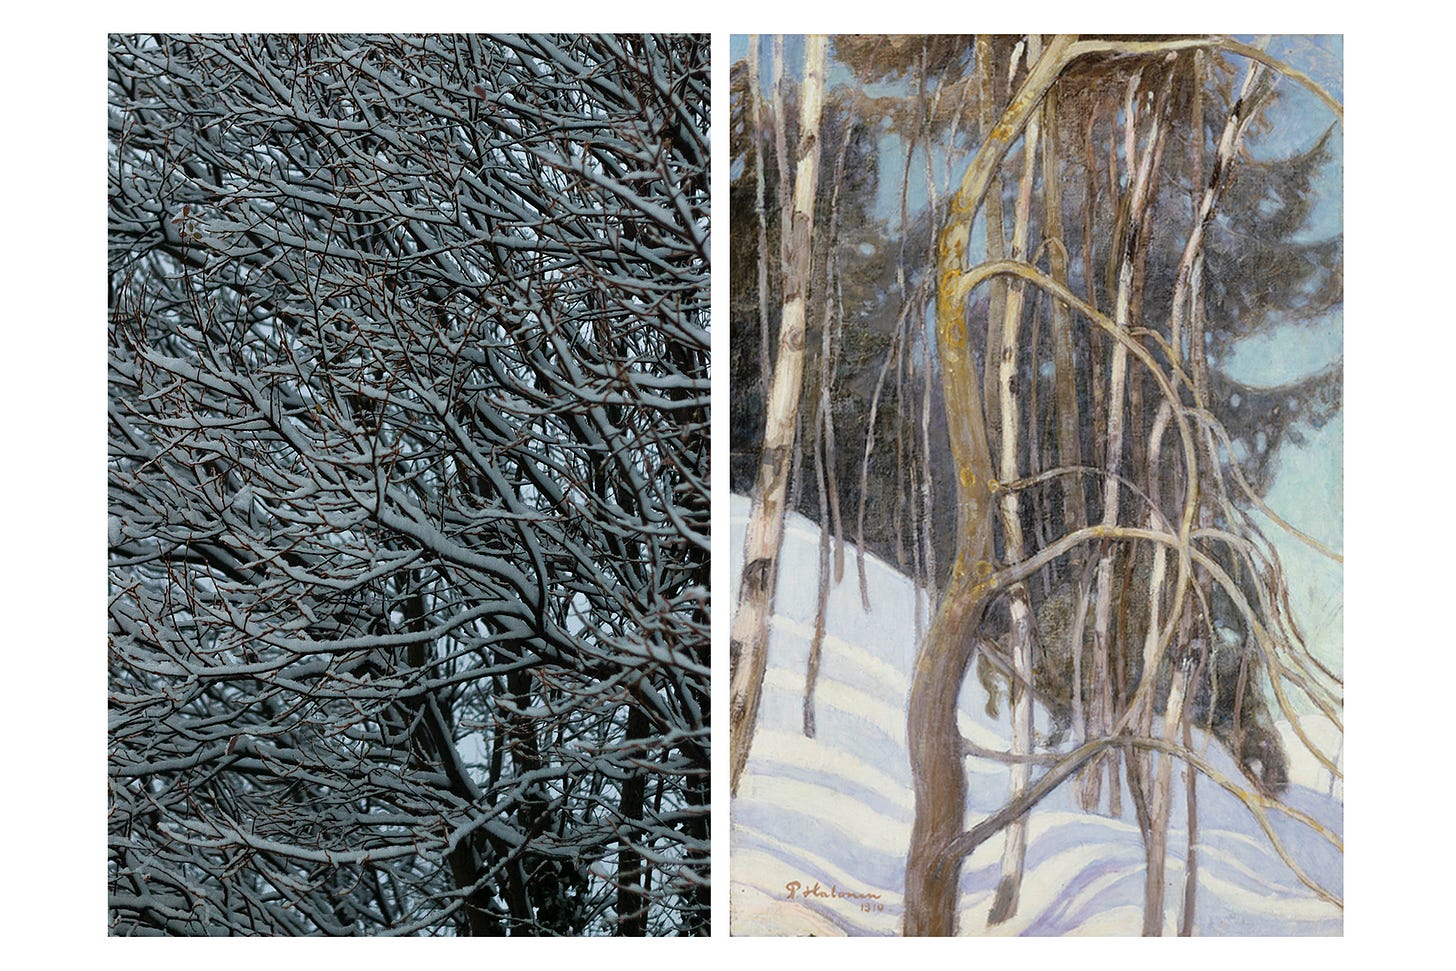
[[728, 34, 1342, 936]]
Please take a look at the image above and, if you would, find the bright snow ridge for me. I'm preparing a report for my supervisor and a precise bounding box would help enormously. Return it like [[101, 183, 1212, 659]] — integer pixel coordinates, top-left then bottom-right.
[[728, 494, 1342, 936]]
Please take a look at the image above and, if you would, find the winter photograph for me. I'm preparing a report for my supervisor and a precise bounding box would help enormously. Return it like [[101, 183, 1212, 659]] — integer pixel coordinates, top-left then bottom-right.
[[728, 34, 1342, 936], [108, 33, 709, 936]]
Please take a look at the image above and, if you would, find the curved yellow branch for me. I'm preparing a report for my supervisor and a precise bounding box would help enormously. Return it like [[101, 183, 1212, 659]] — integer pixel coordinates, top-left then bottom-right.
[[1070, 37, 1343, 121]]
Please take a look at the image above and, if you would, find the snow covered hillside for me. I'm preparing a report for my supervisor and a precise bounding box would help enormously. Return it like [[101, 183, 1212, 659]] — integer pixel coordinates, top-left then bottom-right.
[[728, 495, 1343, 936]]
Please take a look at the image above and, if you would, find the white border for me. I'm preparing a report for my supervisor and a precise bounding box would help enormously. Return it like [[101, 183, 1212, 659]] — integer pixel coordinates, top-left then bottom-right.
[[7, 4, 1444, 963]]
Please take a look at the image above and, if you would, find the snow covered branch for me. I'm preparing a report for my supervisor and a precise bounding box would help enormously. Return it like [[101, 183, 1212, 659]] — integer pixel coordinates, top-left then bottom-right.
[[109, 33, 708, 937]]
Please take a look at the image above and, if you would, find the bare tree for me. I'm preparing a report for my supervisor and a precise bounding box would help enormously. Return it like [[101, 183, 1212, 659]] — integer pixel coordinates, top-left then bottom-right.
[[729, 33, 1342, 939], [108, 33, 708, 936], [728, 34, 829, 794], [905, 34, 1342, 935]]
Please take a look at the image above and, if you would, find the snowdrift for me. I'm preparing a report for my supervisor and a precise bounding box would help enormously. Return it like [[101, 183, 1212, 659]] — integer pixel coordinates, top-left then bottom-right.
[[729, 495, 1343, 936]]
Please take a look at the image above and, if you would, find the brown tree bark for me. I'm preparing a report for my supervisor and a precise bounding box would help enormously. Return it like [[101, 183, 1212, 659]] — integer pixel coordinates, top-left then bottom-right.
[[977, 35, 1009, 457], [616, 700, 653, 936], [904, 34, 1077, 937], [1041, 81, 1086, 536]]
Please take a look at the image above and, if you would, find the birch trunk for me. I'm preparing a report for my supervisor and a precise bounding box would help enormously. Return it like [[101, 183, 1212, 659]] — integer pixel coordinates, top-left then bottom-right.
[[729, 34, 829, 795], [988, 35, 1043, 925], [1142, 654, 1188, 935], [1171, 47, 1268, 368], [1179, 697, 1200, 936], [771, 36, 793, 277], [748, 35, 773, 393], [804, 113, 855, 738]]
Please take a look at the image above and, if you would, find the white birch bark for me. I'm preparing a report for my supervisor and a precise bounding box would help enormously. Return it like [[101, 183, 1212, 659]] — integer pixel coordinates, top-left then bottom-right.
[[988, 34, 1043, 927], [730, 34, 829, 794]]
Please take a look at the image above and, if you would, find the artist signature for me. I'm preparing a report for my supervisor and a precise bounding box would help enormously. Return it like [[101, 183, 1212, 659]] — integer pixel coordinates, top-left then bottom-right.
[[784, 880, 885, 913]]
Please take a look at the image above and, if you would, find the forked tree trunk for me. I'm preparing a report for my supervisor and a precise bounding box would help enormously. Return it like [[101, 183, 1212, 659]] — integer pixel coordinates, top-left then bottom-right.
[[904, 34, 1077, 937], [899, 33, 1340, 939], [904, 584, 992, 937], [729, 34, 829, 795]]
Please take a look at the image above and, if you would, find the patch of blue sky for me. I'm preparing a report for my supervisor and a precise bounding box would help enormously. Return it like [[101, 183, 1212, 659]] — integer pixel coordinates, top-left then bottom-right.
[[731, 35, 1343, 680], [1224, 309, 1343, 388]]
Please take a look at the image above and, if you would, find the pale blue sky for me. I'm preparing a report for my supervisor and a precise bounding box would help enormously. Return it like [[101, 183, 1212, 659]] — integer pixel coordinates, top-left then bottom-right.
[[732, 34, 1344, 677]]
